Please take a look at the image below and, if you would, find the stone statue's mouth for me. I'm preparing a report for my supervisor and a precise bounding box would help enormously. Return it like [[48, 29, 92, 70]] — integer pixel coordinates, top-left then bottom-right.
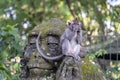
[[27, 58, 54, 70], [28, 62, 53, 69], [29, 67, 54, 70]]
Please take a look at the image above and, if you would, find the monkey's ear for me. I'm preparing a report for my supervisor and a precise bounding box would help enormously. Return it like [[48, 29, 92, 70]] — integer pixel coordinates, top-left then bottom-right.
[[79, 22, 82, 25], [68, 22, 71, 26]]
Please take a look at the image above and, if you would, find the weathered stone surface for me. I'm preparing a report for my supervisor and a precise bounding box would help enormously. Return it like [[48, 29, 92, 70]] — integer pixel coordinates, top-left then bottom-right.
[[20, 18, 66, 79], [56, 57, 82, 80], [21, 18, 107, 80], [31, 18, 66, 37], [56, 57, 106, 80]]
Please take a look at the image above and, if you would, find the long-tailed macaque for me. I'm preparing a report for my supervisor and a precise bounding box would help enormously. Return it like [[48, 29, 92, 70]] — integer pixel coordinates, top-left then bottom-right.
[[60, 18, 83, 61]]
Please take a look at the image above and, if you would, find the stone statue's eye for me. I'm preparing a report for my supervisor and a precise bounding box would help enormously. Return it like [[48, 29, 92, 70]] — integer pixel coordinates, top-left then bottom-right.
[[47, 43, 50, 45], [47, 43, 58, 48]]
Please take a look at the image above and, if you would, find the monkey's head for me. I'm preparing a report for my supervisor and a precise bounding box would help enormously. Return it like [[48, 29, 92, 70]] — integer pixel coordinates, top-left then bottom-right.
[[68, 18, 82, 32]]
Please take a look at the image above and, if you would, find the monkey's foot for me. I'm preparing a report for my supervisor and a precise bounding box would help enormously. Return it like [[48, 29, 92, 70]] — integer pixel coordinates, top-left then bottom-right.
[[75, 56, 81, 61]]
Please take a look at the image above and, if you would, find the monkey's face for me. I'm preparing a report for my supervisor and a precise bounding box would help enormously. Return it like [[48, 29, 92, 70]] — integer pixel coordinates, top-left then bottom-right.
[[72, 23, 81, 32], [68, 22, 81, 32]]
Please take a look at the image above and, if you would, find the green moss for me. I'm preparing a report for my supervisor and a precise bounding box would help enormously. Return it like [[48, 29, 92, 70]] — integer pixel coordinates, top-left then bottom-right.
[[30, 18, 67, 37], [81, 59, 98, 75], [81, 59, 106, 80]]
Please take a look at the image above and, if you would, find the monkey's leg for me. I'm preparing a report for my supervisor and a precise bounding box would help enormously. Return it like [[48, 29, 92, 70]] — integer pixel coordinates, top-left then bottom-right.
[[74, 45, 80, 53], [73, 45, 81, 61], [62, 39, 71, 56]]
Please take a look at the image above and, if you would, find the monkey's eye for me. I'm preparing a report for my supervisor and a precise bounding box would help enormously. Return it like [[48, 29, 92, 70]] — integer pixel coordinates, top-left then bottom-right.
[[73, 24, 79, 27]]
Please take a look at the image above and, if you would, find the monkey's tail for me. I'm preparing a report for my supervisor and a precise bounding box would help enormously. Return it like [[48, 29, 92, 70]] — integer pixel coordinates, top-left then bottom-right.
[[36, 32, 63, 60]]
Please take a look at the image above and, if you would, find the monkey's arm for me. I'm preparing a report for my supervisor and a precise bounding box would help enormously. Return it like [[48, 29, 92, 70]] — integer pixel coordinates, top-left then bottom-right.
[[60, 28, 74, 44], [61, 39, 72, 55], [60, 29, 68, 46], [77, 30, 87, 45]]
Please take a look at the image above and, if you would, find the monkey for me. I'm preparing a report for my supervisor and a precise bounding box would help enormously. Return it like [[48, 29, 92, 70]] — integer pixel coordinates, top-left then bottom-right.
[[61, 33, 81, 61], [60, 18, 84, 61]]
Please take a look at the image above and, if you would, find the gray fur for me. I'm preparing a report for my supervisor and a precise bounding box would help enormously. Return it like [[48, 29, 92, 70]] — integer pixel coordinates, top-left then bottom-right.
[[60, 21, 83, 61]]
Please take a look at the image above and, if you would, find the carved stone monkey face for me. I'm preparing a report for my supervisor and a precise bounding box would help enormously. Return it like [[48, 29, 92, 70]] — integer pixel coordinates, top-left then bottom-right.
[[28, 32, 61, 56], [47, 35, 61, 56]]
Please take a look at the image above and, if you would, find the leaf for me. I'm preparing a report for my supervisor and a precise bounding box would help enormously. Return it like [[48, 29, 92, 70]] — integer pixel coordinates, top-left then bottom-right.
[[95, 49, 107, 57], [86, 53, 96, 60], [8, 28, 20, 42], [13, 63, 20, 71], [0, 70, 10, 80], [1, 31, 7, 36], [0, 50, 8, 59], [9, 28, 19, 37], [0, 70, 5, 80]]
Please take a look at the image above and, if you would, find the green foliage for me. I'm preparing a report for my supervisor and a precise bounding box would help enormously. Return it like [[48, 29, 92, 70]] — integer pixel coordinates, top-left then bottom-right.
[[84, 49, 107, 78], [0, 24, 22, 79], [81, 59, 106, 80], [86, 49, 107, 60], [0, 24, 22, 56], [105, 62, 120, 80], [81, 59, 98, 74], [0, 55, 21, 80], [86, 49, 120, 80]]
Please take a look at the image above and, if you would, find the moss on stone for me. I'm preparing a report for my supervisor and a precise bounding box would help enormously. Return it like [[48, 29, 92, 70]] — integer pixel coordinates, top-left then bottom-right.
[[81, 58, 106, 80], [30, 18, 67, 37]]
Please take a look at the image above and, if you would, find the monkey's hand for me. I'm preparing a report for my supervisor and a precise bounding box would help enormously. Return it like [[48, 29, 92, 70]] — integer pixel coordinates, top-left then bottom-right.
[[70, 50, 75, 54]]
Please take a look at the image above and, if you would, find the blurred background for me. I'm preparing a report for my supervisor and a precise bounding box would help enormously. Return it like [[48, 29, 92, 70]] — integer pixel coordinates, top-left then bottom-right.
[[0, 0, 120, 79]]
